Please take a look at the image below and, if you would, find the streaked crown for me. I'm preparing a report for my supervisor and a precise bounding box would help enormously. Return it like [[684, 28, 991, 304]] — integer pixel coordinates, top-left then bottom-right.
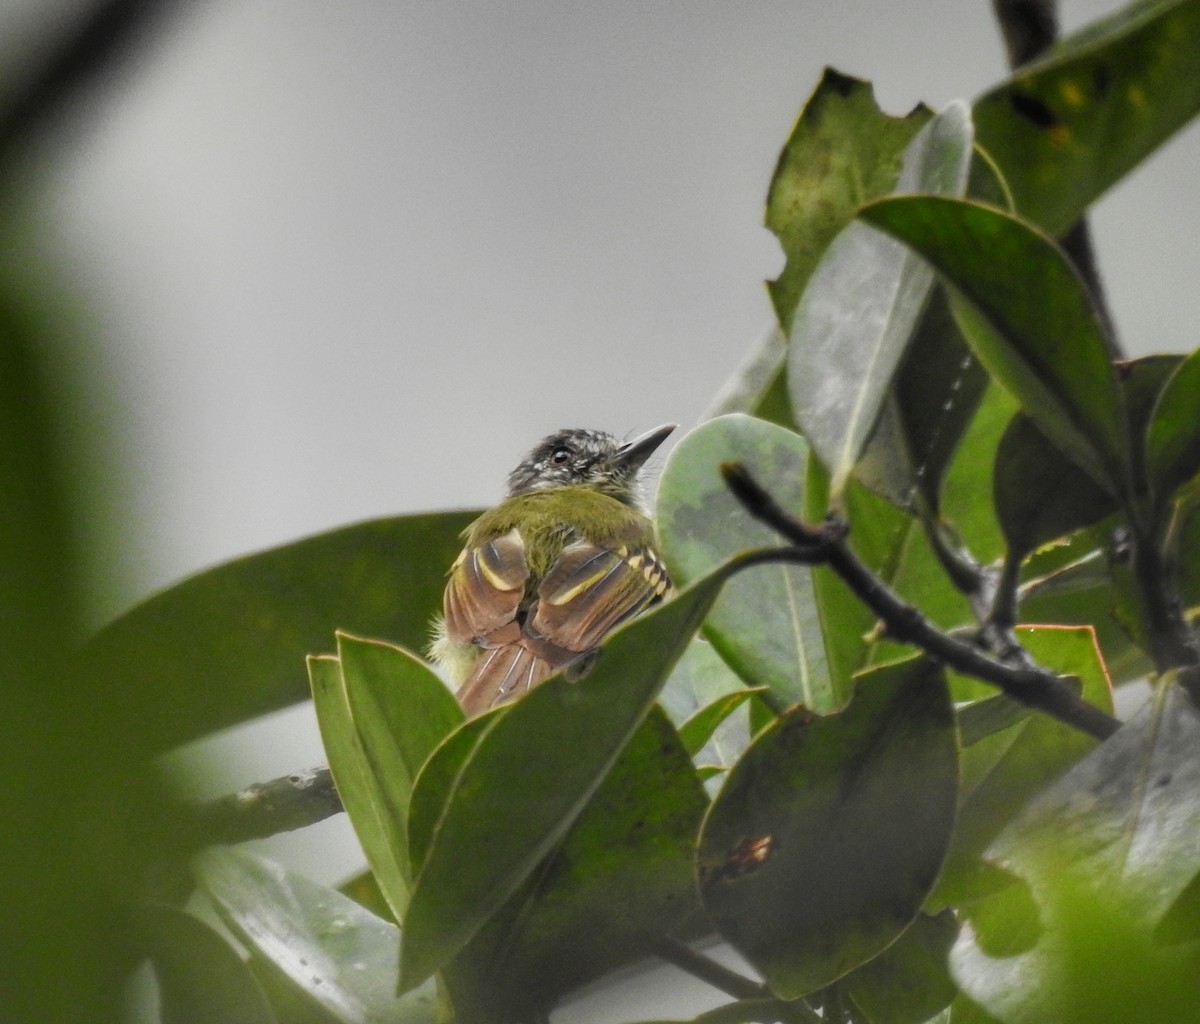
[[505, 424, 675, 507]]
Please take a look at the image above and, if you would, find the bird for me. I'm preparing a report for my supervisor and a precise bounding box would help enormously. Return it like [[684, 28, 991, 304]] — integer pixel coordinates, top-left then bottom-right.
[[429, 424, 675, 715]]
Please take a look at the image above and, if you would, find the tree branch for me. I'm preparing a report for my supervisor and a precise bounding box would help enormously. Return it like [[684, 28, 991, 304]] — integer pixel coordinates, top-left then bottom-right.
[[722, 462, 1121, 741], [183, 766, 344, 847], [651, 937, 766, 1001], [0, 0, 186, 162]]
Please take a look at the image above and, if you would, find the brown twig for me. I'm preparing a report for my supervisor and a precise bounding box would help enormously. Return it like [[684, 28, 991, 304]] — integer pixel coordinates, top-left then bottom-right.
[[721, 462, 1121, 741]]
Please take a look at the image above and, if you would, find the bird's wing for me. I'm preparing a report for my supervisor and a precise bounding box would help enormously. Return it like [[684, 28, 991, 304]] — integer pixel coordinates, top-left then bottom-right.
[[529, 539, 670, 653], [441, 528, 530, 646]]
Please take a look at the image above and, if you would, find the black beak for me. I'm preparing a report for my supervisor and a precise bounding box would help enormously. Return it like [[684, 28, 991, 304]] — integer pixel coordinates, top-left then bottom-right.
[[612, 423, 676, 473]]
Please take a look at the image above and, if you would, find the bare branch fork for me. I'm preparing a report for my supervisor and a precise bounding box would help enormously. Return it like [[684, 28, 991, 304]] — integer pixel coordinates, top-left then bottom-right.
[[721, 462, 1122, 741]]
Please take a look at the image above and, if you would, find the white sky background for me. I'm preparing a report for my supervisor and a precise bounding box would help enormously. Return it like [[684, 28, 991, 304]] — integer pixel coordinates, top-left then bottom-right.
[[5, 2, 1199, 1018]]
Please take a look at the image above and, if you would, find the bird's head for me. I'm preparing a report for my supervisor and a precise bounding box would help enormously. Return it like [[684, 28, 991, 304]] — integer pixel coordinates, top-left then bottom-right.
[[505, 423, 676, 506]]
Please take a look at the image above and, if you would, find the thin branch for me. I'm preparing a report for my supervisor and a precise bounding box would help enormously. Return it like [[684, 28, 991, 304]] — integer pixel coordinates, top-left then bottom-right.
[[722, 462, 1121, 741], [991, 0, 1058, 67], [0, 0, 187, 162], [651, 937, 767, 1002], [184, 766, 344, 847]]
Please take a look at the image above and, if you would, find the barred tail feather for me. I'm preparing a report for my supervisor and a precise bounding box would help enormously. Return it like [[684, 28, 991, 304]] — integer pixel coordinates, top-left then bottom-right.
[[455, 643, 556, 715]]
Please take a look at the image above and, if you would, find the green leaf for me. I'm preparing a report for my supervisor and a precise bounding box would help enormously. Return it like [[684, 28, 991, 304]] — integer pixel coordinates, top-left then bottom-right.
[[698, 657, 957, 998], [993, 413, 1116, 562], [1146, 345, 1200, 509], [197, 848, 439, 1024], [789, 102, 974, 498], [660, 637, 759, 772], [86, 510, 477, 752], [337, 632, 463, 881], [973, 0, 1200, 237], [844, 911, 959, 1024], [406, 711, 499, 876], [932, 625, 1113, 908], [308, 654, 411, 920], [766, 69, 932, 333], [951, 683, 1200, 1024], [939, 382, 1018, 568], [657, 414, 837, 710], [0, 279, 138, 1023], [860, 196, 1129, 498], [135, 903, 276, 1024], [443, 707, 709, 1023], [398, 570, 723, 992], [678, 689, 762, 759]]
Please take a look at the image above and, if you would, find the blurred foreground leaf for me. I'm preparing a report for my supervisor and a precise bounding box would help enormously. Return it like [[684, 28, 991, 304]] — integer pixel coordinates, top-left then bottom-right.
[[952, 682, 1200, 1023]]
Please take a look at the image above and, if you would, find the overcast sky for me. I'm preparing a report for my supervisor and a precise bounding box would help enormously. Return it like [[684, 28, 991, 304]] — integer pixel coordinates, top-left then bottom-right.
[[5, 3, 1197, 1016]]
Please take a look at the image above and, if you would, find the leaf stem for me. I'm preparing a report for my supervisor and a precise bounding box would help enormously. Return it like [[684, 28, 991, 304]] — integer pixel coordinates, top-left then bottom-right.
[[721, 462, 1121, 740]]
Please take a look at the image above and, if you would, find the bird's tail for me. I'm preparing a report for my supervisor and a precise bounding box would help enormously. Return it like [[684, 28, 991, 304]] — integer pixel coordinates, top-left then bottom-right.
[[455, 644, 557, 715]]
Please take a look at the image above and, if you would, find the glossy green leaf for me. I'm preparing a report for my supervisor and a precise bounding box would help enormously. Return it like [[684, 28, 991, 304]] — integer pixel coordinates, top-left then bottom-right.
[[337, 632, 463, 881], [844, 911, 959, 1024], [657, 414, 837, 710], [443, 707, 709, 1023], [135, 903, 276, 1024], [698, 657, 957, 998], [1146, 345, 1200, 509], [308, 654, 412, 920], [766, 69, 931, 332], [860, 196, 1128, 498], [994, 413, 1116, 562], [952, 683, 1200, 1024], [973, 0, 1200, 237], [197, 848, 439, 1024], [85, 510, 477, 753], [932, 626, 1114, 908], [790, 102, 974, 498], [398, 569, 723, 992]]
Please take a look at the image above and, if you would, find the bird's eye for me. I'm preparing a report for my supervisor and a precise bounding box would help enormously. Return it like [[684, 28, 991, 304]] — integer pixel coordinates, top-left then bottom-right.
[[550, 446, 573, 465]]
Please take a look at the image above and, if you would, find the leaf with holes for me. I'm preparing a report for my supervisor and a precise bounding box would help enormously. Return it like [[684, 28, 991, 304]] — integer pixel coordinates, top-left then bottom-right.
[[789, 102, 974, 499], [766, 69, 932, 333]]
